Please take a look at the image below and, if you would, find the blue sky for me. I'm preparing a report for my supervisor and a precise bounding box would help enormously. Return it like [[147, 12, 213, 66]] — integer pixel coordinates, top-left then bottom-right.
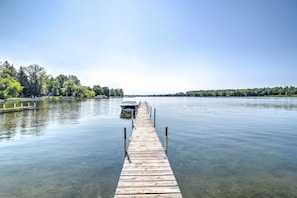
[[1, 0, 296, 94]]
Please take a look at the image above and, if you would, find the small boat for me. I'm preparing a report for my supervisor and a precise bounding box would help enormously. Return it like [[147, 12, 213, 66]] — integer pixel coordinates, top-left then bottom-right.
[[120, 100, 138, 112]]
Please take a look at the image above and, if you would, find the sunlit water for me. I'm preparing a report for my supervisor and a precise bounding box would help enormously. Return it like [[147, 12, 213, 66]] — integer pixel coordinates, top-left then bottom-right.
[[1, 97, 297, 197]]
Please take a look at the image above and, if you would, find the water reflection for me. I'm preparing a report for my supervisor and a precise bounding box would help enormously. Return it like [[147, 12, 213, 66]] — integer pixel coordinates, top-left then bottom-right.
[[0, 98, 128, 198], [147, 97, 297, 197], [237, 97, 297, 111], [120, 110, 136, 119], [0, 100, 81, 141]]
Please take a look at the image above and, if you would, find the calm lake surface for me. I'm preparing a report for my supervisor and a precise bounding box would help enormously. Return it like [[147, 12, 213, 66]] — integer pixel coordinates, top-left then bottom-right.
[[0, 97, 297, 197]]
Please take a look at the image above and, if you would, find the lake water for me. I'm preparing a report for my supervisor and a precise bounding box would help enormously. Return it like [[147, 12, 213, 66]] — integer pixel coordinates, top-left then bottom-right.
[[0, 97, 297, 197]]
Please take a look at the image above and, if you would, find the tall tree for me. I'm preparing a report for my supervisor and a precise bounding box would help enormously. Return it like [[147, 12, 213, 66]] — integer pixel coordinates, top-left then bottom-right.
[[52, 79, 61, 96], [55, 74, 68, 95], [93, 85, 103, 96], [110, 88, 115, 96], [68, 75, 81, 85], [56, 74, 68, 88], [102, 86, 110, 97], [62, 80, 76, 96], [25, 64, 46, 96], [0, 61, 17, 79], [17, 66, 30, 97]]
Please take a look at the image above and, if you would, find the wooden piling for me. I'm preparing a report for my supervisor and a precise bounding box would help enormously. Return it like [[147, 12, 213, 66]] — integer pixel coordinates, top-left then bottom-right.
[[165, 126, 168, 155], [124, 127, 127, 157], [154, 108, 156, 128]]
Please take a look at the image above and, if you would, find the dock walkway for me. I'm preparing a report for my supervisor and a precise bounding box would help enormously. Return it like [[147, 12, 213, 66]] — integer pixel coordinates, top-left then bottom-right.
[[115, 102, 182, 198]]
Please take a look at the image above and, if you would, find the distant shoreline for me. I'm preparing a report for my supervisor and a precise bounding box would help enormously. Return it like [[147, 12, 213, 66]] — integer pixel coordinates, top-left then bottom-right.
[[126, 86, 297, 98], [126, 95, 297, 98]]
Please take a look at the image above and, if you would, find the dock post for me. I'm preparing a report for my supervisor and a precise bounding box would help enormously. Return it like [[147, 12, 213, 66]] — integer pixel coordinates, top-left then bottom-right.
[[14, 103, 16, 108], [21, 103, 23, 108], [154, 108, 156, 128], [28, 102, 30, 107], [3, 104, 5, 110], [34, 102, 36, 108], [165, 126, 168, 154], [124, 127, 127, 157], [131, 110, 134, 129]]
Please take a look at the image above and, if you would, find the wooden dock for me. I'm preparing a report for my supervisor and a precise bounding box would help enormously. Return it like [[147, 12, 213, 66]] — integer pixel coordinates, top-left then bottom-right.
[[0, 103, 35, 113], [115, 102, 183, 198]]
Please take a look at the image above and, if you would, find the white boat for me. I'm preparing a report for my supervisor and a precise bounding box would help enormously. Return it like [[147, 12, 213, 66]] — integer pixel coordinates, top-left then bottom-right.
[[120, 100, 138, 112]]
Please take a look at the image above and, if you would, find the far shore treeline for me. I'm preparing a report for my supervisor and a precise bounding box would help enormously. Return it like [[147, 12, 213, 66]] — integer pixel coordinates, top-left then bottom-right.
[[0, 61, 124, 100], [139, 87, 297, 97]]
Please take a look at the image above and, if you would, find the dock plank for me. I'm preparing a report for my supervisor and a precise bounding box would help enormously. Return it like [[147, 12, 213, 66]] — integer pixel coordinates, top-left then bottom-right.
[[115, 102, 182, 198]]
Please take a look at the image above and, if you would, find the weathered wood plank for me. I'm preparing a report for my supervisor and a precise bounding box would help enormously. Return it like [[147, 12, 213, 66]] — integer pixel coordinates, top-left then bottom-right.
[[121, 170, 174, 176], [123, 164, 172, 169], [117, 175, 177, 181], [115, 194, 182, 198], [115, 102, 182, 197], [117, 180, 178, 187], [115, 186, 181, 194]]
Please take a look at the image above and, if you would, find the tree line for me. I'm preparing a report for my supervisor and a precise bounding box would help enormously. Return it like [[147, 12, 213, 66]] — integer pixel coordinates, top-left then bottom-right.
[[185, 87, 297, 97], [128, 87, 297, 97], [0, 61, 124, 99], [147, 87, 297, 97]]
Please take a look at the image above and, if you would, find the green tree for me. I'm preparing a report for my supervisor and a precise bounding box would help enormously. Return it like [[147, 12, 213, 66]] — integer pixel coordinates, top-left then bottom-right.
[[25, 64, 46, 96], [68, 75, 81, 85], [110, 88, 115, 96], [5, 80, 23, 97], [62, 80, 76, 96], [56, 74, 68, 86], [0, 68, 23, 99], [46, 76, 55, 96], [93, 85, 103, 95], [86, 88, 95, 98], [52, 79, 61, 96], [102, 86, 110, 97], [73, 86, 95, 98], [110, 88, 124, 97], [17, 66, 30, 97], [1, 61, 17, 79], [119, 88, 124, 96], [73, 85, 85, 98], [56, 74, 68, 93]]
